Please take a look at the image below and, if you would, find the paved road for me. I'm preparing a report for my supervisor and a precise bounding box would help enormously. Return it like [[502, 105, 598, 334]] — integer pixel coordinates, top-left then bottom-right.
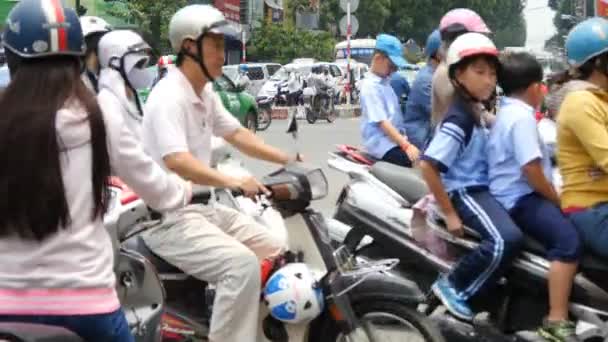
[[242, 117, 362, 216]]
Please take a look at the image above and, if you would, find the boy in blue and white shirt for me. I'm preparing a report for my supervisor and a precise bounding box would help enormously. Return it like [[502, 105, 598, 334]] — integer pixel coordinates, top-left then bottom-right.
[[360, 34, 420, 167], [487, 52, 580, 341]]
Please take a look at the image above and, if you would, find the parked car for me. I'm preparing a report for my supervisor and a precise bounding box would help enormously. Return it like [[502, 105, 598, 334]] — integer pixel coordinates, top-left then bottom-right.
[[222, 62, 281, 97]]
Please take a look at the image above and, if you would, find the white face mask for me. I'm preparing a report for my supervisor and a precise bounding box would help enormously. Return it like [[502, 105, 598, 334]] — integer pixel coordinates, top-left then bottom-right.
[[127, 67, 154, 90]]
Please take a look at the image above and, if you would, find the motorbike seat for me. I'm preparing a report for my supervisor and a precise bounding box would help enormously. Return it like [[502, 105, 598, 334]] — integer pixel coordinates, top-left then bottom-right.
[[124, 235, 184, 275], [0, 323, 83, 341], [336, 145, 378, 166], [369, 162, 429, 204]]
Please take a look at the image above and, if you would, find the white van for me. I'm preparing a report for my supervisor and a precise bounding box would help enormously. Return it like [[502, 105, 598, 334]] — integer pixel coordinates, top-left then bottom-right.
[[222, 62, 282, 96]]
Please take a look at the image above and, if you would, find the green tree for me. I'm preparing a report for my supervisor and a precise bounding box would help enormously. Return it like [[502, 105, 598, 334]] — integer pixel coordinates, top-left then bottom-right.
[[248, 22, 336, 64], [106, 0, 190, 53], [319, 0, 526, 48]]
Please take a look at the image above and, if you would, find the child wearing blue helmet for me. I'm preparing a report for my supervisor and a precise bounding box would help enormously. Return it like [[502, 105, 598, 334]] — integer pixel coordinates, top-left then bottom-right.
[[559, 17, 608, 261]]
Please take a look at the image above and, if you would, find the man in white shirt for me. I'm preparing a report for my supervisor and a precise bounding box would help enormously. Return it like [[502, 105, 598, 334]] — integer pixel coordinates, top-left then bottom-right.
[[142, 5, 293, 342]]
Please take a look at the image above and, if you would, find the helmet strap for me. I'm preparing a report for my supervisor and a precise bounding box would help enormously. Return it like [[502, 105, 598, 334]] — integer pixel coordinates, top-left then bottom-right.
[[181, 33, 215, 83]]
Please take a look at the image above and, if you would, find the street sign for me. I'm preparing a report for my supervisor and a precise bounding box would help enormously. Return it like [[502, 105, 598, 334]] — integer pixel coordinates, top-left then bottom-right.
[[339, 14, 359, 37], [340, 0, 359, 13]]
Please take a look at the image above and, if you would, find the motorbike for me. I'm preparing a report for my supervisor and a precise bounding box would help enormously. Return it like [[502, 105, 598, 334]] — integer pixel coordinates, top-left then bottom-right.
[[303, 77, 337, 124], [117, 162, 445, 342], [328, 141, 608, 341]]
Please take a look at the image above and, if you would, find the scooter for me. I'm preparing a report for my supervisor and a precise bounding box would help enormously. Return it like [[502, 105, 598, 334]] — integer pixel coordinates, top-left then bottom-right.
[[118, 162, 446, 342], [328, 146, 608, 341], [303, 77, 337, 124]]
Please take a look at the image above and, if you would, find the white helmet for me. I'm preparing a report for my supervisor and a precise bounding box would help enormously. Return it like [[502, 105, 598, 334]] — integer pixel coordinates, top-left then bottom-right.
[[98, 30, 151, 71], [168, 5, 235, 53], [446, 32, 498, 69], [80, 16, 111, 38], [98, 31, 154, 105], [264, 263, 324, 324]]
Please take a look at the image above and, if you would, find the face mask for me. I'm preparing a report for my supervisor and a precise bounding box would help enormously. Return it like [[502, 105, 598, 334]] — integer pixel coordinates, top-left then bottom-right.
[[127, 67, 154, 90]]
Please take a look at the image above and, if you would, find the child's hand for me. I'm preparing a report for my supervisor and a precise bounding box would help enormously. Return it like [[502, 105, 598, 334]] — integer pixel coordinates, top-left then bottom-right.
[[404, 144, 420, 163], [445, 212, 464, 238]]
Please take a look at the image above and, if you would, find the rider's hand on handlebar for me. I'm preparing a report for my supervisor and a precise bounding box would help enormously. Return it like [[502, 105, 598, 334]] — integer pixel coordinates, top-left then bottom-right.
[[445, 212, 464, 238], [237, 176, 271, 199]]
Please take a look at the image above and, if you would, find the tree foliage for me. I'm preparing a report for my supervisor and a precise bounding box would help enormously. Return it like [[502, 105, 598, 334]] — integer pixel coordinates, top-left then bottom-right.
[[105, 0, 190, 52], [320, 0, 526, 49], [248, 21, 336, 64]]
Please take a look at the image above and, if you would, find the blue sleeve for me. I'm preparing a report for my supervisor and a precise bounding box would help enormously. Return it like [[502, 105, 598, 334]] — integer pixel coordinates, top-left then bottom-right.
[[422, 115, 470, 172], [421, 76, 432, 115], [511, 114, 543, 167], [360, 83, 388, 123]]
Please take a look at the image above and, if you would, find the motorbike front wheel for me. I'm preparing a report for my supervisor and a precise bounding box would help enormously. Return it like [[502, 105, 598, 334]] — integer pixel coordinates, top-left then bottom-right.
[[257, 108, 273, 131], [311, 299, 445, 342], [306, 107, 318, 124]]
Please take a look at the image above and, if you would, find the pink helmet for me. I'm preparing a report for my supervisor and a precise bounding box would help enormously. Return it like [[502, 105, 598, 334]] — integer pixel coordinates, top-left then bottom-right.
[[440, 8, 491, 35]]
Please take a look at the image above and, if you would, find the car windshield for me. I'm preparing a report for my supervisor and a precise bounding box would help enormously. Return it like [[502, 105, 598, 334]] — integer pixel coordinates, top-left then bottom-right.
[[270, 67, 289, 81]]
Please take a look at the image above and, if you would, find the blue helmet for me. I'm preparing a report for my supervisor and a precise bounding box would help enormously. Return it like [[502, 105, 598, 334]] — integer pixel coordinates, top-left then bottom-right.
[[239, 64, 249, 73], [425, 29, 441, 58], [565, 17, 608, 67], [3, 0, 85, 58]]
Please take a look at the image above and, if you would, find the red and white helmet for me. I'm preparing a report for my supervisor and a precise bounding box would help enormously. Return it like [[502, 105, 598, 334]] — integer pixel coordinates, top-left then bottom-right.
[[446, 33, 498, 69], [440, 8, 491, 35]]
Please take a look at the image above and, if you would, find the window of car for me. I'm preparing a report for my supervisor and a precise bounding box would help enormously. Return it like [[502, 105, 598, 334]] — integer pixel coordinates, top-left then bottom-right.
[[329, 65, 342, 78], [266, 64, 281, 77], [247, 66, 265, 80]]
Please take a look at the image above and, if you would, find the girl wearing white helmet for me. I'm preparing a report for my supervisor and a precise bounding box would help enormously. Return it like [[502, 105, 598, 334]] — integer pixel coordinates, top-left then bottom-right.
[[421, 33, 523, 321], [79, 16, 112, 92], [97, 30, 155, 139], [0, 1, 190, 340], [142, 5, 294, 342]]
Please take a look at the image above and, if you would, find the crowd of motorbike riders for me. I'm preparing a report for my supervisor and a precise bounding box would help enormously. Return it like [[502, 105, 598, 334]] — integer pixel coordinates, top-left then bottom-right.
[[0, 0, 607, 341], [360, 7, 608, 342]]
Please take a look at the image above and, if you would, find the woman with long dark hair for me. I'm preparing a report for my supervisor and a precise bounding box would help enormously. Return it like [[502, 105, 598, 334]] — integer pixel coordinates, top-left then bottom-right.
[[0, 0, 191, 340]]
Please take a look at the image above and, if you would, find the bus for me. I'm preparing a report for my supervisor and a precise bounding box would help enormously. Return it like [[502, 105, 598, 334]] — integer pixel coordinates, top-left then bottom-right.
[[335, 38, 376, 66]]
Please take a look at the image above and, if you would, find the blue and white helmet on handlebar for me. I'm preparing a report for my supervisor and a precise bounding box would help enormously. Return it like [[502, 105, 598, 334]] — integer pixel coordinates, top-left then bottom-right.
[[264, 263, 324, 324], [3, 0, 85, 58], [565, 17, 608, 67], [239, 63, 249, 73]]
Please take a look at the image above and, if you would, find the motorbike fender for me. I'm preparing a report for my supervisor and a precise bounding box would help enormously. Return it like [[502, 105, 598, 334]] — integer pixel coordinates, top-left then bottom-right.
[[346, 270, 426, 305]]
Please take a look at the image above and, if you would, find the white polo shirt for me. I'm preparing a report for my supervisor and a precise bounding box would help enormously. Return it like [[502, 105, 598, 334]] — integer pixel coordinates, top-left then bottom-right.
[[142, 66, 241, 171]]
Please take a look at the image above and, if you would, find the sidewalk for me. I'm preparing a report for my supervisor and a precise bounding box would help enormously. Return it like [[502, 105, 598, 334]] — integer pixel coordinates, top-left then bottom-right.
[[270, 105, 361, 120]]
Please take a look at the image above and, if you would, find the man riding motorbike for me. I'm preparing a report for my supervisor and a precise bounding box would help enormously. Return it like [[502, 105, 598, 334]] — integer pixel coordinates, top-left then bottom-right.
[[557, 17, 608, 260], [141, 5, 296, 342], [80, 15, 111, 93]]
